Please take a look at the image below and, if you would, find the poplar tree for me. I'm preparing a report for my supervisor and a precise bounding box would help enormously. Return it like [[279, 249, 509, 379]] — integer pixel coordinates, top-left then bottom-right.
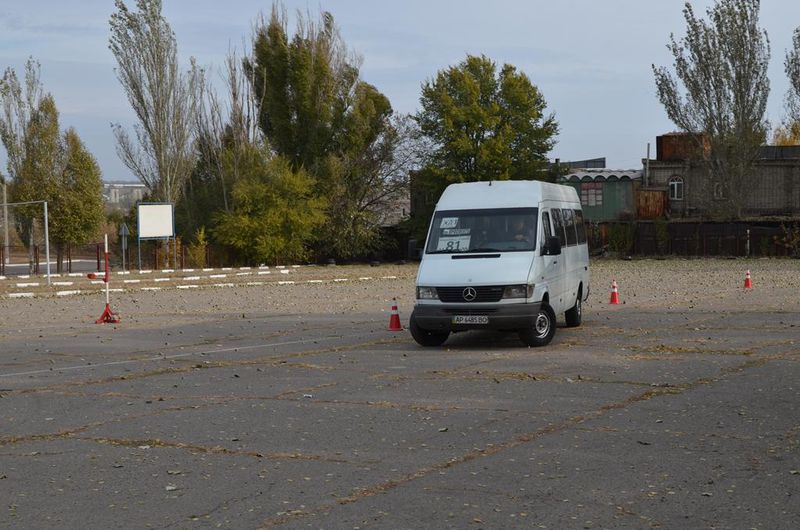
[[653, 0, 770, 219], [109, 0, 198, 205]]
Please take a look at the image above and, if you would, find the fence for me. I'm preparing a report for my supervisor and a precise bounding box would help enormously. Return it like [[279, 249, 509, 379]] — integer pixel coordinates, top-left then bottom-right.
[[590, 220, 797, 257]]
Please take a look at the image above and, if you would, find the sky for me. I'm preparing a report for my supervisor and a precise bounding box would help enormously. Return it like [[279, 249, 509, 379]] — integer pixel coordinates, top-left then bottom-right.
[[1, 0, 800, 182]]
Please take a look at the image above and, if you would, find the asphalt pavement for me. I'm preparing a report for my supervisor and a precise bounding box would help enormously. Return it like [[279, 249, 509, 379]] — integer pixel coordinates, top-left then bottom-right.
[[0, 261, 798, 529]]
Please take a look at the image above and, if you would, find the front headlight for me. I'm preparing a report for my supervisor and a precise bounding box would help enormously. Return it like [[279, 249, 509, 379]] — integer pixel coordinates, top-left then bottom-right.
[[503, 284, 533, 299], [416, 286, 438, 299]]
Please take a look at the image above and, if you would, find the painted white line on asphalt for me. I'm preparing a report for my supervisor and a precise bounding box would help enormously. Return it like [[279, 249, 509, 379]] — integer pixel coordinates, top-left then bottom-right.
[[9, 292, 34, 298], [108, 288, 124, 293], [214, 283, 235, 288], [0, 276, 6, 280], [334, 278, 348, 282], [183, 276, 200, 281], [123, 279, 141, 284], [307, 280, 323, 283], [381, 276, 397, 279], [90, 280, 104, 285], [18, 275, 30, 279], [275, 266, 286, 269], [154, 278, 170, 282], [258, 266, 269, 270], [67, 273, 83, 277], [277, 280, 295, 285], [209, 274, 226, 279], [141, 287, 161, 291], [183, 268, 195, 272], [222, 267, 232, 271], [139, 270, 152, 274], [16, 282, 39, 288], [53, 281, 74, 286], [257, 271, 271, 275], [245, 281, 263, 286], [292, 265, 300, 268], [161, 269, 175, 273], [280, 270, 290, 274], [56, 290, 81, 296], [0, 333, 367, 378], [202, 268, 214, 272], [236, 272, 251, 276], [358, 277, 372, 280], [177, 284, 198, 289], [239, 266, 251, 270]]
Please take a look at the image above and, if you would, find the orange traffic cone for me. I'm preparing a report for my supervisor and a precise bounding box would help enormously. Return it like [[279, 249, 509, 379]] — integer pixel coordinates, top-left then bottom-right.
[[609, 280, 620, 305], [388, 298, 403, 331], [744, 270, 752, 290]]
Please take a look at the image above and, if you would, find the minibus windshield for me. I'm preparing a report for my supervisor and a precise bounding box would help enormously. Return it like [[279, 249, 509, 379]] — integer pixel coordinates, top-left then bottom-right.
[[425, 208, 538, 254]]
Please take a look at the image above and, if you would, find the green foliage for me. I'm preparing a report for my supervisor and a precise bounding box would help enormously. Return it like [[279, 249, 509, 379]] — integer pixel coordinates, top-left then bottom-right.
[[244, 5, 412, 261], [416, 54, 558, 183], [50, 129, 105, 249], [608, 223, 635, 255], [186, 226, 208, 268], [654, 218, 670, 254], [214, 154, 325, 264]]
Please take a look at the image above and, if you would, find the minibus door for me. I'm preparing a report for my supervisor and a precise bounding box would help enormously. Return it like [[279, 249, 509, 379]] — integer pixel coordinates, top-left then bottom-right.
[[540, 208, 566, 311]]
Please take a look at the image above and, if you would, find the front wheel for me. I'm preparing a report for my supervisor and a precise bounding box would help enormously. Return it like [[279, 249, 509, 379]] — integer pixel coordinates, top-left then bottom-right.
[[519, 303, 556, 347], [409, 314, 450, 347]]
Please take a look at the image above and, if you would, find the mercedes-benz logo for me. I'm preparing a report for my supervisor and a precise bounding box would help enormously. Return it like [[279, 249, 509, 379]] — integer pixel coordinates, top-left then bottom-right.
[[462, 287, 477, 302]]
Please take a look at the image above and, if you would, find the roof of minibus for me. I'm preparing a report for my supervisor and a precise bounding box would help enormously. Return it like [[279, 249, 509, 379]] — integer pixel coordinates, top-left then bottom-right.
[[436, 180, 579, 210]]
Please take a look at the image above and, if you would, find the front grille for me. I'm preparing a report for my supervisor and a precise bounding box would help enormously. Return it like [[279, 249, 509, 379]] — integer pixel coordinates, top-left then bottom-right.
[[441, 308, 499, 315], [437, 286, 504, 303]]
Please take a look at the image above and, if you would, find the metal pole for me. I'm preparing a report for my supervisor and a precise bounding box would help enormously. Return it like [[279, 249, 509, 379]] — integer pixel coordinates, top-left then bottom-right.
[[2, 181, 9, 266], [645, 143, 650, 188], [43, 201, 51, 286], [138, 237, 141, 271], [104, 234, 110, 306]]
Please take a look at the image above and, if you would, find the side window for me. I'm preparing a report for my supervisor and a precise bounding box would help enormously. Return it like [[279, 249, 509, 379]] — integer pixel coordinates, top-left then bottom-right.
[[562, 208, 577, 246], [551, 208, 566, 247], [541, 211, 552, 242], [574, 209, 587, 244]]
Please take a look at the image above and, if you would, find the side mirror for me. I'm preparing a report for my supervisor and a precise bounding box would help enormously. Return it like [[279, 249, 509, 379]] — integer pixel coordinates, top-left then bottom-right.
[[543, 236, 561, 256]]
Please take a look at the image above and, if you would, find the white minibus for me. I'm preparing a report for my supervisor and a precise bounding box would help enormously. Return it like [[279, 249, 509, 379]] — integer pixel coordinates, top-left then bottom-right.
[[411, 180, 590, 347]]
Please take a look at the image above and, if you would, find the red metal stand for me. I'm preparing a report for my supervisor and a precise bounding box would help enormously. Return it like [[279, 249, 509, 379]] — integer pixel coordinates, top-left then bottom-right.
[[90, 234, 120, 324]]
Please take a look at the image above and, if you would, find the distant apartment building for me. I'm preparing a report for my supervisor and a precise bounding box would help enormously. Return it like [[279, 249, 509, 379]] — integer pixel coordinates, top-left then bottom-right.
[[103, 181, 147, 211]]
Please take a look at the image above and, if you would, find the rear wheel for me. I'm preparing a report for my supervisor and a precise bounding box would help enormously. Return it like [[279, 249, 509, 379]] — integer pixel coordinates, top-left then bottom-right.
[[565, 288, 582, 327], [519, 302, 556, 347], [409, 314, 449, 347]]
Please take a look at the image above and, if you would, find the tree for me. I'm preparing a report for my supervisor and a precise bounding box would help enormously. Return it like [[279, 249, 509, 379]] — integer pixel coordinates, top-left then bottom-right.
[[653, 0, 770, 219], [11, 94, 61, 271], [214, 152, 325, 264], [778, 26, 800, 146], [109, 0, 198, 205], [0, 59, 45, 270], [416, 54, 558, 183], [245, 4, 417, 260], [410, 54, 557, 239], [50, 129, 104, 271], [772, 121, 800, 145]]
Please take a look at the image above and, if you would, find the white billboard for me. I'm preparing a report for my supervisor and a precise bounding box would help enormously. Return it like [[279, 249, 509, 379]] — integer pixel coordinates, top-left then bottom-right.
[[137, 203, 174, 239]]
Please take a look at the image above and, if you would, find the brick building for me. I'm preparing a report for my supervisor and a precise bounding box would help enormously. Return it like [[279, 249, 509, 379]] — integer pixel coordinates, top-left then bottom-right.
[[644, 133, 800, 218]]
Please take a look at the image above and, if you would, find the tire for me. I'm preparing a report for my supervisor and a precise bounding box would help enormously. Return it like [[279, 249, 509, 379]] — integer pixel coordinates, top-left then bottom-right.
[[409, 314, 449, 347], [565, 288, 582, 328], [519, 302, 556, 347]]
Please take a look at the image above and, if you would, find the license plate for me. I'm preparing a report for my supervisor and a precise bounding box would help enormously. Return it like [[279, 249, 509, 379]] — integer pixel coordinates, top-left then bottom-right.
[[452, 315, 489, 325]]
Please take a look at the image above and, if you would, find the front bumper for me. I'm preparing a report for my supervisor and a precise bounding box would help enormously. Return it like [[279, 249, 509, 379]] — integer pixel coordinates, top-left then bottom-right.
[[412, 302, 542, 332]]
